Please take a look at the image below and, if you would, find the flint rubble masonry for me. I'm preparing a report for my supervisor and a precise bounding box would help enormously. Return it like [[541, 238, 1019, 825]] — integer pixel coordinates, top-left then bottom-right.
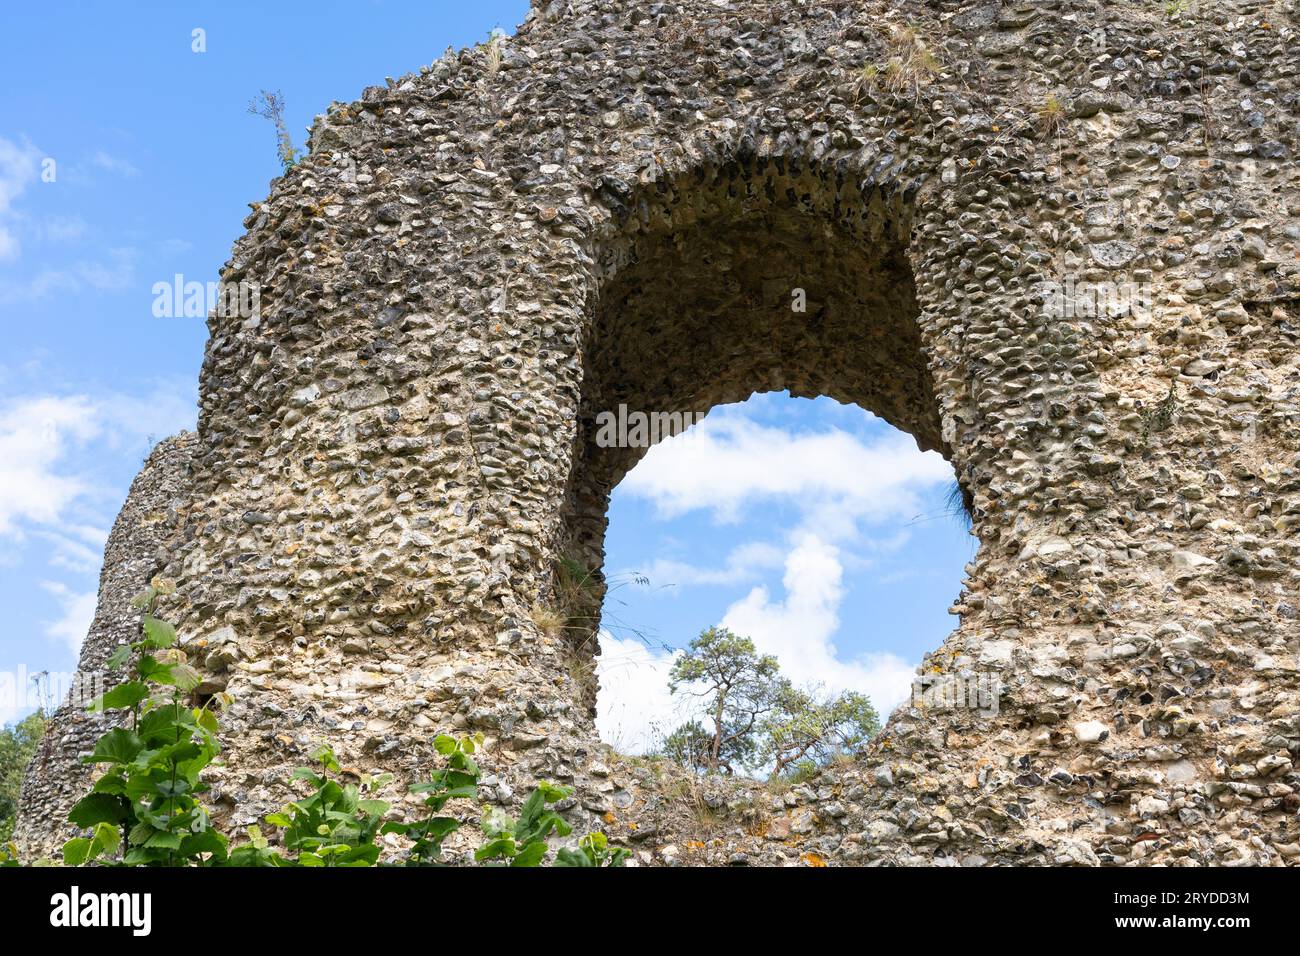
[[19, 0, 1300, 866]]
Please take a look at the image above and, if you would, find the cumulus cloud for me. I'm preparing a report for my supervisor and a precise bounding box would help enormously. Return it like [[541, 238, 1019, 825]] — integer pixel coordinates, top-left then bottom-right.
[[39, 523, 110, 575], [0, 385, 195, 536], [0, 395, 100, 535], [628, 540, 785, 593], [620, 412, 952, 539], [0, 384, 195, 654], [40, 581, 98, 654], [721, 535, 917, 715], [598, 536, 923, 755], [595, 633, 685, 754]]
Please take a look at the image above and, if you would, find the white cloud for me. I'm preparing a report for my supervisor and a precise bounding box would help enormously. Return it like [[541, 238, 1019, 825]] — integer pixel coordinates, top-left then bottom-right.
[[39, 525, 109, 575], [0, 384, 192, 661], [90, 150, 140, 178], [40, 581, 97, 654], [0, 137, 140, 298], [621, 413, 952, 538], [0, 246, 138, 302], [595, 405, 951, 751], [0, 382, 194, 560], [0, 135, 42, 261], [595, 632, 685, 754], [597, 536, 923, 756], [721, 535, 918, 716], [0, 395, 99, 535]]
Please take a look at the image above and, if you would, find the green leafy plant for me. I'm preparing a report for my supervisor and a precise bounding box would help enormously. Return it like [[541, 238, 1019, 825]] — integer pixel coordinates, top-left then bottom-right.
[[555, 832, 630, 868], [476, 781, 575, 866], [1, 840, 23, 867], [62, 578, 230, 866], [381, 733, 482, 865], [387, 736, 626, 868], [57, 590, 628, 870], [255, 746, 391, 867]]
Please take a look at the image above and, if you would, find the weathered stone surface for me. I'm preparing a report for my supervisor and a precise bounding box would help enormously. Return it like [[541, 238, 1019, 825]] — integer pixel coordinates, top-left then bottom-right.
[[18, 0, 1300, 866]]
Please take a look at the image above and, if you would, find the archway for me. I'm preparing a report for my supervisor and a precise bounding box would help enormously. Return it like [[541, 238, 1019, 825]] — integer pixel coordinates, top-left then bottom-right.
[[551, 154, 973, 719]]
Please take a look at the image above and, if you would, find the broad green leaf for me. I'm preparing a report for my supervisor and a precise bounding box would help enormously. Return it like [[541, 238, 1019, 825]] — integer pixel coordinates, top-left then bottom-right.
[[179, 827, 228, 861], [474, 837, 515, 861], [311, 745, 341, 772], [62, 838, 93, 866], [419, 817, 461, 842], [136, 655, 172, 683], [511, 841, 548, 867], [85, 727, 143, 765], [167, 664, 202, 692], [68, 793, 127, 828], [90, 681, 150, 713], [136, 708, 182, 746], [535, 780, 573, 803], [91, 822, 121, 858], [142, 616, 178, 649], [90, 771, 127, 796], [143, 829, 184, 850], [554, 847, 593, 867], [226, 845, 280, 867], [105, 645, 132, 670]]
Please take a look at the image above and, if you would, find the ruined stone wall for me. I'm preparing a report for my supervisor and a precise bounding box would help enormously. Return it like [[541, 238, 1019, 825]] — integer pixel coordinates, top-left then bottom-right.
[[20, 0, 1300, 865]]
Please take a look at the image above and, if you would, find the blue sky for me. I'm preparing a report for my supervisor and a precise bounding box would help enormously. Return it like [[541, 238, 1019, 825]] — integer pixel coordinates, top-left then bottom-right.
[[0, 1, 975, 746]]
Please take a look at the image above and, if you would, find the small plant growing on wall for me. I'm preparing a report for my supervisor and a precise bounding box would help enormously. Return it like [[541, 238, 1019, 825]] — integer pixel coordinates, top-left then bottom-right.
[[1037, 94, 1067, 139], [859, 23, 941, 100], [248, 89, 300, 173]]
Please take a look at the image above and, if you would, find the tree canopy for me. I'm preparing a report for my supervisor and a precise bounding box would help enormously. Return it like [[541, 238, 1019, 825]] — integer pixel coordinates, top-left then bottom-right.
[[662, 627, 880, 780]]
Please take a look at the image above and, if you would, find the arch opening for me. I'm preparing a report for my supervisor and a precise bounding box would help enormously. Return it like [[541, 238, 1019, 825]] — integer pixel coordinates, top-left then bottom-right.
[[548, 156, 974, 729]]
